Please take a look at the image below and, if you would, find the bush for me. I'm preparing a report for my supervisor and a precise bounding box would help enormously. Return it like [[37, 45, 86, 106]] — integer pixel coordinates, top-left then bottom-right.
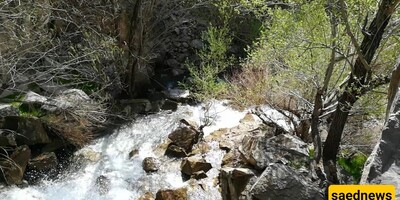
[[184, 25, 233, 101]]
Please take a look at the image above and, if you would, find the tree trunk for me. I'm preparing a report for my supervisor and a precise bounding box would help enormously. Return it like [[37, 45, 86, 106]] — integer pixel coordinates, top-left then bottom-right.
[[118, 0, 151, 97], [322, 0, 399, 183]]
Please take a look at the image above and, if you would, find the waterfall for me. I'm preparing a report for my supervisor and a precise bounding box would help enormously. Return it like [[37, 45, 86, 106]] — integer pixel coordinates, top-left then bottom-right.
[[0, 101, 246, 200]]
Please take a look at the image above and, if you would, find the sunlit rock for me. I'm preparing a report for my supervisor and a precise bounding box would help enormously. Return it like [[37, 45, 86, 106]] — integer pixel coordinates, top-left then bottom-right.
[[180, 157, 212, 177], [155, 187, 187, 200], [220, 167, 254, 200]]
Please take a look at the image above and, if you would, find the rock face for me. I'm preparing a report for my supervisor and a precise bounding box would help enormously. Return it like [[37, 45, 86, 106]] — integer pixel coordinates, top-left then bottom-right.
[[1, 145, 31, 185], [155, 188, 187, 200], [180, 157, 212, 178], [361, 90, 400, 197], [0, 116, 51, 145], [247, 163, 323, 200], [142, 157, 160, 173], [220, 168, 254, 200]]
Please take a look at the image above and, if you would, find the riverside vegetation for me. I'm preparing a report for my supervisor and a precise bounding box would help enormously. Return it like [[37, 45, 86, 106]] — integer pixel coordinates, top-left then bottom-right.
[[0, 0, 400, 199]]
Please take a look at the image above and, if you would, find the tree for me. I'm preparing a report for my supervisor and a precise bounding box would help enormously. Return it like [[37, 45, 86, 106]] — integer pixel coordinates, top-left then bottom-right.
[[322, 0, 400, 183]]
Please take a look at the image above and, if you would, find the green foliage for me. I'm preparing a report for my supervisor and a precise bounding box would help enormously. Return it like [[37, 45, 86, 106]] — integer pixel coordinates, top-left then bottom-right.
[[338, 152, 367, 183], [184, 25, 233, 100]]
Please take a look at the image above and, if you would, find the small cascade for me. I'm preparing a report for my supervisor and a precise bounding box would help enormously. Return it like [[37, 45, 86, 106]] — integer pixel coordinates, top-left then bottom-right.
[[0, 101, 246, 200]]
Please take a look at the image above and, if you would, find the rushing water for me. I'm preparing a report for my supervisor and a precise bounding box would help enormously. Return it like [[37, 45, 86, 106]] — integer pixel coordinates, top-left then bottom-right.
[[0, 101, 248, 200]]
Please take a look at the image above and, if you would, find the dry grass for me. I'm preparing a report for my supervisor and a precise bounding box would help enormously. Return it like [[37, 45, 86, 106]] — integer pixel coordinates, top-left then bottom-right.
[[226, 64, 270, 109], [44, 113, 94, 148]]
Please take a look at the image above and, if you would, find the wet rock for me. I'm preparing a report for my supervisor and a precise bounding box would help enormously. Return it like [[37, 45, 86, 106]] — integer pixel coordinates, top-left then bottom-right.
[[0, 104, 19, 117], [163, 88, 190, 101], [28, 152, 58, 171], [160, 99, 178, 111], [0, 130, 17, 146], [220, 167, 254, 200], [361, 89, 400, 196], [167, 127, 199, 154], [138, 192, 155, 200], [248, 163, 323, 200], [142, 157, 160, 173], [180, 157, 212, 176], [129, 149, 139, 158], [41, 139, 68, 153], [165, 144, 187, 158], [0, 116, 51, 145], [75, 149, 101, 163], [155, 187, 187, 200], [191, 142, 211, 155], [120, 99, 152, 114], [1, 145, 31, 185], [95, 175, 111, 195]]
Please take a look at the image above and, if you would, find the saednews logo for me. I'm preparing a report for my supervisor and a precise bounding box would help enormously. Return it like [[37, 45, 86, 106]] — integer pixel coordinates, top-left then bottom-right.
[[329, 185, 396, 200]]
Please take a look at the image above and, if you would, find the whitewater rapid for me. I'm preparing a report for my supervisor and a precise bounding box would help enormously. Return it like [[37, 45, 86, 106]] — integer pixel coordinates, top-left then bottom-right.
[[0, 101, 247, 200]]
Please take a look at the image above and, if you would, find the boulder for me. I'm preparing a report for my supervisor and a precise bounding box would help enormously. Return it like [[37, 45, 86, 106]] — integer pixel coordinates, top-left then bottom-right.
[[361, 90, 400, 197], [239, 134, 309, 171], [95, 175, 111, 195], [0, 116, 51, 145], [155, 188, 187, 200], [42, 89, 90, 112], [142, 157, 160, 173], [0, 130, 17, 146], [247, 163, 323, 200], [138, 192, 155, 200], [74, 149, 101, 163], [23, 91, 47, 105], [0, 104, 19, 117], [220, 168, 254, 200], [219, 140, 234, 152], [166, 127, 200, 157], [1, 145, 31, 185], [28, 152, 58, 171], [180, 157, 212, 176]]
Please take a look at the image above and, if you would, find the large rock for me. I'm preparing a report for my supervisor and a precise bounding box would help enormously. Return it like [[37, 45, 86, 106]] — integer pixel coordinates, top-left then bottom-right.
[[155, 188, 187, 200], [220, 168, 254, 200], [1, 145, 31, 185], [361, 90, 400, 197], [0, 130, 17, 146], [247, 163, 323, 200], [166, 127, 200, 157], [0, 104, 19, 117], [0, 116, 51, 145], [28, 152, 58, 171], [180, 156, 212, 177], [142, 157, 160, 173], [239, 134, 309, 171], [42, 89, 90, 112]]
